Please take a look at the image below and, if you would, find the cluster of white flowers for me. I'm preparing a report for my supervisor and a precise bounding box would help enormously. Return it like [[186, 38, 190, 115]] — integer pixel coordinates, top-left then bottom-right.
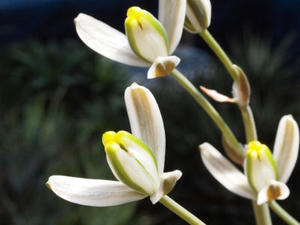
[[46, 0, 299, 224], [48, 0, 211, 207]]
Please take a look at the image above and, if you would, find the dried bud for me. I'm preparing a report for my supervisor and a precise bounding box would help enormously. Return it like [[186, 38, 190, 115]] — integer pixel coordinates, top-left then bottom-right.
[[232, 65, 251, 107], [222, 136, 244, 165]]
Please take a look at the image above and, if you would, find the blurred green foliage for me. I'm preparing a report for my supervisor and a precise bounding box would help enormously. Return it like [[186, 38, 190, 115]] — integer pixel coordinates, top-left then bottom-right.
[[0, 40, 136, 225], [0, 35, 300, 225]]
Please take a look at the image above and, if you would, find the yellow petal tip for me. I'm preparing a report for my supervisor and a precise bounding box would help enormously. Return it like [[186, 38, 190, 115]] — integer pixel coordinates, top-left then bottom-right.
[[102, 131, 117, 146]]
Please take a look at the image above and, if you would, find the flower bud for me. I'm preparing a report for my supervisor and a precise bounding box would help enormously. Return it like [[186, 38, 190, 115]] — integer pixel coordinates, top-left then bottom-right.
[[232, 65, 251, 107], [102, 130, 160, 195], [125, 7, 169, 62], [245, 141, 278, 193], [184, 0, 211, 33]]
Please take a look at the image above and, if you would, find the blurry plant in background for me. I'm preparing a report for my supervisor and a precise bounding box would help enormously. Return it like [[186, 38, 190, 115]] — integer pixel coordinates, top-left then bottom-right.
[[0, 41, 138, 225], [1, 3, 300, 225]]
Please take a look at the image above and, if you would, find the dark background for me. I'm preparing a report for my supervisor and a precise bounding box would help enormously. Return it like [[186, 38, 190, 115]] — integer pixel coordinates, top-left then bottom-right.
[[1, 0, 300, 225]]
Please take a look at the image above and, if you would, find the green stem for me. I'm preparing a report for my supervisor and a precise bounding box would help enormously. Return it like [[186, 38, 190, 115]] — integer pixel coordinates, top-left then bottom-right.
[[159, 195, 206, 225], [171, 69, 244, 159], [200, 29, 272, 225], [240, 105, 257, 141], [199, 29, 259, 144], [199, 29, 237, 81], [269, 201, 300, 225], [252, 202, 273, 225]]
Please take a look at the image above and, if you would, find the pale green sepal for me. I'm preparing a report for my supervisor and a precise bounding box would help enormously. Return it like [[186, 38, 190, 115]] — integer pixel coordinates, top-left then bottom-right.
[[105, 142, 149, 194], [150, 170, 182, 204], [273, 115, 299, 183], [103, 131, 160, 195], [147, 56, 180, 79], [185, 0, 212, 33], [125, 7, 169, 63], [245, 141, 278, 193], [257, 180, 290, 205], [116, 131, 159, 180]]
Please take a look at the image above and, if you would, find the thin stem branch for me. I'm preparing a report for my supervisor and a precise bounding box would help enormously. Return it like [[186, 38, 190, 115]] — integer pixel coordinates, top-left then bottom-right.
[[252, 202, 273, 225], [199, 29, 237, 81], [200, 29, 271, 225], [269, 201, 300, 225], [159, 195, 206, 225], [240, 105, 257, 141], [199, 29, 258, 143], [171, 69, 244, 159]]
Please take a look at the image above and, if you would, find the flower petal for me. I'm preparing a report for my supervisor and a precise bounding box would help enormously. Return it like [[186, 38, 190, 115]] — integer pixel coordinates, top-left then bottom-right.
[[147, 56, 180, 79], [200, 86, 234, 103], [74, 13, 149, 67], [158, 0, 186, 54], [273, 115, 299, 183], [199, 143, 255, 199], [46, 176, 146, 207], [125, 83, 166, 174], [150, 170, 182, 204], [257, 180, 290, 205], [105, 141, 160, 195]]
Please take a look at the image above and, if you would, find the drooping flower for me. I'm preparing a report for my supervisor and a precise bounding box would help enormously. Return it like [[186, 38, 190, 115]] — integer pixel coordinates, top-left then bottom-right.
[[199, 115, 299, 205], [47, 83, 182, 206], [74, 0, 186, 79]]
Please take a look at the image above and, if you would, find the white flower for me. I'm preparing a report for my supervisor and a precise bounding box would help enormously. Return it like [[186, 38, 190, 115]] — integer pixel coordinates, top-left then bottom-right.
[[199, 115, 299, 205], [74, 0, 186, 79], [47, 83, 182, 206]]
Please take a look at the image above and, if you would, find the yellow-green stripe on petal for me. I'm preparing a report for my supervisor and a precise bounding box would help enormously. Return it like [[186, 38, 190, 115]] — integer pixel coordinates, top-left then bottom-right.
[[125, 6, 169, 62], [245, 141, 278, 193], [102, 130, 160, 195]]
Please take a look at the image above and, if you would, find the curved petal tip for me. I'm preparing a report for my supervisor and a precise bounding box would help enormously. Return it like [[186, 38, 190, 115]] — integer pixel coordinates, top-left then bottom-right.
[[150, 170, 182, 204], [147, 56, 180, 79], [257, 180, 290, 205]]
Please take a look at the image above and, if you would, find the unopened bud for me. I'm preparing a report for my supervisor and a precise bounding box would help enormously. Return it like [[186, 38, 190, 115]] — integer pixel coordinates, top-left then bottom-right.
[[245, 141, 278, 193], [125, 7, 169, 62], [232, 65, 251, 107], [184, 0, 211, 33], [102, 130, 160, 195]]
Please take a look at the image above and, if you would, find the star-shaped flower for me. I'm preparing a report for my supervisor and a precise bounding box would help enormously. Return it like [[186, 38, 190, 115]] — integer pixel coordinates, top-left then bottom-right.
[[47, 83, 182, 206], [74, 0, 186, 79], [199, 115, 299, 205]]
